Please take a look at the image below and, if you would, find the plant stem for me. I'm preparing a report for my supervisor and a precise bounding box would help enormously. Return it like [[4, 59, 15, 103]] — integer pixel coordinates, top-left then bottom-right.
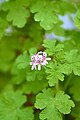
[[56, 80, 59, 92], [63, 73, 73, 91]]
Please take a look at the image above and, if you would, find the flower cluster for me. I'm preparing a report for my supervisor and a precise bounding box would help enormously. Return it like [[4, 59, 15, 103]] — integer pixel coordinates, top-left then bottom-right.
[[30, 51, 51, 70]]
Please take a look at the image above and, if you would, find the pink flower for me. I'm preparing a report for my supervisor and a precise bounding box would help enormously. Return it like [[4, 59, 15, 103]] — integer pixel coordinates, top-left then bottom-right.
[[30, 51, 51, 70]]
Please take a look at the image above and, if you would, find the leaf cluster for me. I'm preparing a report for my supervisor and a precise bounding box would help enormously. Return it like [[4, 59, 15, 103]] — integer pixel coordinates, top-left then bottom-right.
[[0, 0, 80, 120]]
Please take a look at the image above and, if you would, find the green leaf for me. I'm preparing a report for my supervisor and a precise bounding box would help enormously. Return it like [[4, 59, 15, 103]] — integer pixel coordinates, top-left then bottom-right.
[[11, 64, 26, 84], [69, 76, 80, 101], [30, 0, 59, 30], [22, 80, 48, 94], [12, 71, 26, 84], [43, 40, 64, 56], [40, 105, 62, 120], [0, 18, 8, 39], [74, 10, 80, 29], [18, 107, 34, 120], [46, 62, 64, 86], [48, 1, 76, 15], [55, 91, 75, 114], [16, 51, 30, 70], [0, 37, 16, 72], [61, 50, 80, 76], [2, 0, 30, 27], [35, 89, 62, 120], [52, 20, 65, 36], [0, 90, 34, 120], [35, 89, 74, 120], [29, 47, 37, 56], [26, 69, 45, 81]]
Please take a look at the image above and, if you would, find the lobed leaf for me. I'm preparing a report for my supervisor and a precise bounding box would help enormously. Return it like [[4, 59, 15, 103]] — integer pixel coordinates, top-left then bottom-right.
[[61, 50, 80, 76], [30, 0, 59, 30], [35, 89, 74, 120], [46, 62, 64, 86], [43, 40, 64, 56], [0, 90, 34, 120], [2, 0, 30, 27], [16, 51, 30, 70]]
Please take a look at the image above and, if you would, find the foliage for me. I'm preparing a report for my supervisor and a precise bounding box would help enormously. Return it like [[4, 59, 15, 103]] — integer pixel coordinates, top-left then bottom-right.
[[35, 89, 74, 120], [0, 0, 80, 120], [0, 90, 34, 120]]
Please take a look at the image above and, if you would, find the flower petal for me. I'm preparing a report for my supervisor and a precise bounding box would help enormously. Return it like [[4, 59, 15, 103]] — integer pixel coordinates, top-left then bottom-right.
[[42, 61, 48, 65], [31, 64, 36, 70], [30, 62, 32, 65], [38, 64, 41, 70], [46, 58, 51, 60]]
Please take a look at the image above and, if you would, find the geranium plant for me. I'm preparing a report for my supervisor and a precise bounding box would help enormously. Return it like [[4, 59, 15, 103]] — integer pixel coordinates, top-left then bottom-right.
[[0, 0, 80, 120]]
